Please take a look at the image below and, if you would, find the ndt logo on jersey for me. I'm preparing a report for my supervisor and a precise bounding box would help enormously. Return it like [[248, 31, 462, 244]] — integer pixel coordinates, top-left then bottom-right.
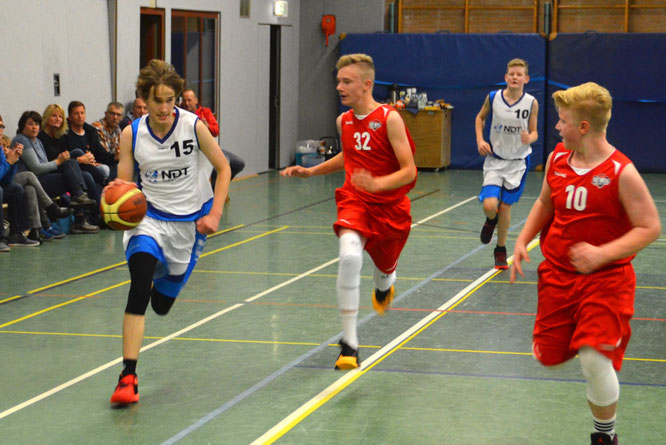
[[591, 174, 611, 189], [368, 120, 382, 131], [493, 123, 521, 134], [143, 167, 190, 183]]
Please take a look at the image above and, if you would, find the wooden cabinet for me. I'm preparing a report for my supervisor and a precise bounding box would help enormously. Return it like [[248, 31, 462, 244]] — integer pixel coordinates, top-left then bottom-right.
[[398, 108, 451, 170]]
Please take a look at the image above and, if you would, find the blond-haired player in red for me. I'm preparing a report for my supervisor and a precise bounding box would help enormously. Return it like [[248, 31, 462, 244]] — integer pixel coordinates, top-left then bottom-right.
[[511, 82, 661, 445], [281, 53, 417, 369]]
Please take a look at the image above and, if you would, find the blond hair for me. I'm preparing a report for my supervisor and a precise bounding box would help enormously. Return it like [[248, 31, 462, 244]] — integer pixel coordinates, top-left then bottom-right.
[[42, 104, 69, 138], [336, 53, 375, 81], [0, 134, 10, 149], [552, 82, 612, 132], [507, 58, 528, 75]]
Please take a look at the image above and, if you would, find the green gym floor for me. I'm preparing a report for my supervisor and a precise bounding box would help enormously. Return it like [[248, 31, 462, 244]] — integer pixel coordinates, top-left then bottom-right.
[[1, 169, 664, 444]]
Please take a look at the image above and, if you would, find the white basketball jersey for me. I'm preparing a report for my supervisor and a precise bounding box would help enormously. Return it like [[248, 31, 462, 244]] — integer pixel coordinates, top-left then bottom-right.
[[131, 107, 213, 220], [488, 89, 535, 160]]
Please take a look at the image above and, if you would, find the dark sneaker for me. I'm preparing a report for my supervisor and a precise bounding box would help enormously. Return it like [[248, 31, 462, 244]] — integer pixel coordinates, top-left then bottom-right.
[[494, 246, 508, 270], [591, 432, 618, 445], [7, 233, 40, 247], [372, 285, 395, 316], [71, 192, 96, 207], [46, 203, 74, 220], [110, 373, 139, 405], [0, 241, 9, 252], [480, 215, 498, 244], [334, 340, 360, 370], [71, 221, 99, 234]]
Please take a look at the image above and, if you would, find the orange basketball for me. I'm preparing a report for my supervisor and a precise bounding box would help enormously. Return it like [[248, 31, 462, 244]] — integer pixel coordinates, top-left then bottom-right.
[[100, 182, 147, 230]]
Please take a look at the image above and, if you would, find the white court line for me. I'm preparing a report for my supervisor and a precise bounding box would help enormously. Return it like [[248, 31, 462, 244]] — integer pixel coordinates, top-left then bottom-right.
[[250, 238, 540, 444], [0, 195, 476, 421]]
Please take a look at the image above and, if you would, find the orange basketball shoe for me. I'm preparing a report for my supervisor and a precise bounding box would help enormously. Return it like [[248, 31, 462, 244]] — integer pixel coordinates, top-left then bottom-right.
[[372, 285, 395, 316], [334, 340, 360, 370], [110, 373, 139, 404]]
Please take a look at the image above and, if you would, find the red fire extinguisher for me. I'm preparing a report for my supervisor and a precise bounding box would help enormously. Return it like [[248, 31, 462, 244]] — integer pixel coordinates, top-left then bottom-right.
[[321, 15, 336, 47]]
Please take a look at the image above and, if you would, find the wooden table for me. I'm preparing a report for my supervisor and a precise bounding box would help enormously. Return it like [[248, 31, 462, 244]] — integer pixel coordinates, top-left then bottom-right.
[[398, 108, 451, 170]]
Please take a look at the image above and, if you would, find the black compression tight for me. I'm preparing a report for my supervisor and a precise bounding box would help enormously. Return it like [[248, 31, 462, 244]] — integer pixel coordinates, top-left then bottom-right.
[[125, 252, 157, 315]]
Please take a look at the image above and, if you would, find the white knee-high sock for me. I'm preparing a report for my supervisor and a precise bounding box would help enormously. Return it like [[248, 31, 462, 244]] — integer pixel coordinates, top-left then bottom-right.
[[373, 267, 396, 292], [336, 232, 363, 349]]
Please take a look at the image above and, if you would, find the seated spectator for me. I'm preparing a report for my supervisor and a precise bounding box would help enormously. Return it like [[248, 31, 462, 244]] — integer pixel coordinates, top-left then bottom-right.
[[0, 125, 39, 249], [92, 102, 124, 181], [180, 89, 245, 188], [40, 104, 103, 208], [14, 110, 98, 234], [118, 97, 147, 130], [66, 100, 114, 189], [2, 135, 72, 242]]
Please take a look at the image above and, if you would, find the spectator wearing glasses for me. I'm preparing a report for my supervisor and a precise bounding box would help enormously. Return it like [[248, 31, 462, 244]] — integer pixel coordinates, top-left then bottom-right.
[[92, 101, 124, 181]]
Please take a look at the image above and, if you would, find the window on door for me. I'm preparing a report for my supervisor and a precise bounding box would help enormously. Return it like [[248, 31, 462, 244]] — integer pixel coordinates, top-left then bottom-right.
[[171, 10, 219, 114]]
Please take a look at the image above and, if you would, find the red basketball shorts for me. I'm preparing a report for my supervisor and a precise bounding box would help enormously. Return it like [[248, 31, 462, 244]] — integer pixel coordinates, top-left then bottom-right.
[[333, 187, 412, 274], [533, 261, 635, 371]]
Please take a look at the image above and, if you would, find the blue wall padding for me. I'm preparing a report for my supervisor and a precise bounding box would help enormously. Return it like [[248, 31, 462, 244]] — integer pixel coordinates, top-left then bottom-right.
[[339, 33, 547, 169], [548, 33, 666, 173]]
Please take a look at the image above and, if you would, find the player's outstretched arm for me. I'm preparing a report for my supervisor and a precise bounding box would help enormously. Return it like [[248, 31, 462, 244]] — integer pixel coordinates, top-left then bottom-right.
[[196, 120, 231, 234], [281, 114, 346, 179]]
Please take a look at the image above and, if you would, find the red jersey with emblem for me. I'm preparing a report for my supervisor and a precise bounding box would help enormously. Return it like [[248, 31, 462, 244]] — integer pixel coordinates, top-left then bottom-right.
[[339, 105, 416, 204], [541, 142, 635, 272]]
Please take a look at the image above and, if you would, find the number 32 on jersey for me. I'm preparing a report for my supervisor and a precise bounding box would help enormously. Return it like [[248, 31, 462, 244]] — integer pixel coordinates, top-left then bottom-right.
[[353, 132, 371, 151]]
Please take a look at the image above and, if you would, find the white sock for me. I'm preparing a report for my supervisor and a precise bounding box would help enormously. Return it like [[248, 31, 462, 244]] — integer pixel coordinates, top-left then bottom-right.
[[373, 267, 396, 292], [337, 232, 363, 349], [593, 415, 616, 438]]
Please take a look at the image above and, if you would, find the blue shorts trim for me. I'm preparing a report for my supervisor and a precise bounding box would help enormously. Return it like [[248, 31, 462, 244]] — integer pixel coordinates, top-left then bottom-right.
[[125, 232, 208, 299], [478, 156, 530, 205]]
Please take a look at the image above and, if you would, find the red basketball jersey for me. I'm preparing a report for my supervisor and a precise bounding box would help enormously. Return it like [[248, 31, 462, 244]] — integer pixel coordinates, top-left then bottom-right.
[[541, 143, 635, 272], [339, 105, 416, 204]]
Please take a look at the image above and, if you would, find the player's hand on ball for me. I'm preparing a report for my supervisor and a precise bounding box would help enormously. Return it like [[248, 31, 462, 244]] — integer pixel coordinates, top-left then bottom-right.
[[100, 182, 147, 230]]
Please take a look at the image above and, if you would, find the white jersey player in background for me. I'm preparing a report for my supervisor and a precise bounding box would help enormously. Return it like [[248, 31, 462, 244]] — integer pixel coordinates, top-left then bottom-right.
[[475, 58, 539, 269], [107, 59, 231, 405]]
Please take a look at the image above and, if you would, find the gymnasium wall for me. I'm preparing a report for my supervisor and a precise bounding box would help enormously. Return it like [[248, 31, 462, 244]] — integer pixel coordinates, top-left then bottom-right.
[[339, 33, 547, 170], [389, 0, 666, 34], [298, 0, 385, 143], [340, 32, 666, 172], [548, 33, 666, 173]]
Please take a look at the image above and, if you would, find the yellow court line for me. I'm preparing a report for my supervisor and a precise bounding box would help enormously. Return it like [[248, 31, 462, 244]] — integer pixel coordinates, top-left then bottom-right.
[[1, 225, 278, 330], [192, 269, 475, 283], [402, 346, 533, 356], [0, 281, 130, 329], [0, 295, 24, 304], [201, 226, 288, 257], [252, 265, 505, 444], [29, 261, 128, 294], [3, 329, 663, 363], [251, 238, 540, 444], [26, 225, 243, 295]]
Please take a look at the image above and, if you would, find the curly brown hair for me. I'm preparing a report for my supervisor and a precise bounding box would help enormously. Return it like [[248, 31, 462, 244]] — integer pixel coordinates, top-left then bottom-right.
[[136, 59, 184, 101]]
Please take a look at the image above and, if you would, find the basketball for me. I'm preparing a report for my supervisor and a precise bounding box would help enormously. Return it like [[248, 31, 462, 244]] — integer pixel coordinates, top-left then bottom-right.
[[100, 182, 147, 230]]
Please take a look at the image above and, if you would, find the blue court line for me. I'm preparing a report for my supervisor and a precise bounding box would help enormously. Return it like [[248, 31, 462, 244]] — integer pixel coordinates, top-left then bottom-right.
[[161, 218, 519, 444], [291, 365, 666, 389]]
